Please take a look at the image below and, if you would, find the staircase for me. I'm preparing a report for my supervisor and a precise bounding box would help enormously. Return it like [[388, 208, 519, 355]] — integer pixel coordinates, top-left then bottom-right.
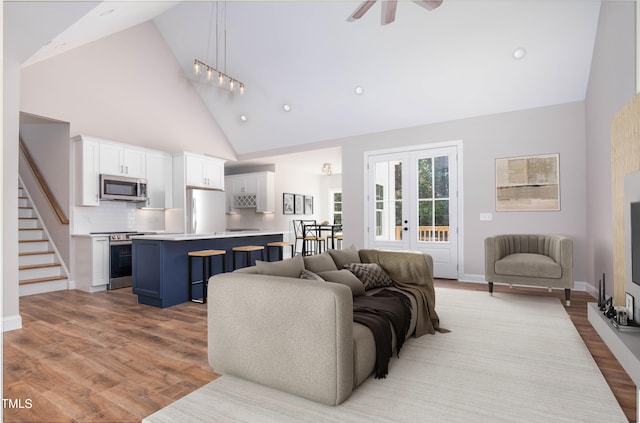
[[18, 185, 69, 296]]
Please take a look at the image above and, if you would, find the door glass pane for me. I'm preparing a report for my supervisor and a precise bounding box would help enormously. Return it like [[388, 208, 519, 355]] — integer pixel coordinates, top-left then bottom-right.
[[434, 156, 449, 198], [417, 155, 450, 243], [418, 158, 433, 199], [375, 160, 403, 241]]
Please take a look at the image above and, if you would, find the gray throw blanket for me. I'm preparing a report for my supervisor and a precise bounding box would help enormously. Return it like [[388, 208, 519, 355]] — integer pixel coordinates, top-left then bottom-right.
[[353, 289, 412, 379]]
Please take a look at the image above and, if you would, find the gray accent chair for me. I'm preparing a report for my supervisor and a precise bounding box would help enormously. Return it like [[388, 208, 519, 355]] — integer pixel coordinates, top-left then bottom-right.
[[484, 234, 574, 306]]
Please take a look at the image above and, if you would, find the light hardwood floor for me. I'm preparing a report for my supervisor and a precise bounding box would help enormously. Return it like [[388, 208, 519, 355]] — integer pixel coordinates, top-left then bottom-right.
[[3, 282, 636, 422]]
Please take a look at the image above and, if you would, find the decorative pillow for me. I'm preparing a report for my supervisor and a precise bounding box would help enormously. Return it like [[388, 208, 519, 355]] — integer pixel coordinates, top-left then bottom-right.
[[255, 254, 304, 278], [300, 269, 325, 282], [317, 270, 366, 297], [303, 252, 338, 273], [344, 263, 394, 290], [328, 246, 361, 268]]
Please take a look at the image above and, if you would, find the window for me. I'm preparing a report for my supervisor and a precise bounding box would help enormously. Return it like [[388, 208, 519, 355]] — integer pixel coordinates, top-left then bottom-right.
[[330, 191, 343, 224]]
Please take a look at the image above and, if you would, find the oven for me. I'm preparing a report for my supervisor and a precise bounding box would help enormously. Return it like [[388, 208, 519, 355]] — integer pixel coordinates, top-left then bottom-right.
[[108, 232, 140, 290]]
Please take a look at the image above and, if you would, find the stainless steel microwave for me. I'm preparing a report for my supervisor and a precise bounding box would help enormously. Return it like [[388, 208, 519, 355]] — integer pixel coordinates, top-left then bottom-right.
[[100, 174, 147, 202]]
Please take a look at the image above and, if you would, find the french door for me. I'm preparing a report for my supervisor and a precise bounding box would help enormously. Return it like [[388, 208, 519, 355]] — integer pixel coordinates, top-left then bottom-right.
[[366, 145, 459, 279]]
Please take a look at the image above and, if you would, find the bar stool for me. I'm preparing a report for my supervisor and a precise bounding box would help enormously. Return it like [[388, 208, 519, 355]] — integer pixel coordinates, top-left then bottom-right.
[[188, 249, 226, 304], [232, 245, 264, 270], [266, 241, 295, 261]]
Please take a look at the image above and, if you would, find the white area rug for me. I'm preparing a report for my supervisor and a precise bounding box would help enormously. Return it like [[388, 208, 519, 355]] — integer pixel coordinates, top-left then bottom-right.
[[144, 288, 628, 423]]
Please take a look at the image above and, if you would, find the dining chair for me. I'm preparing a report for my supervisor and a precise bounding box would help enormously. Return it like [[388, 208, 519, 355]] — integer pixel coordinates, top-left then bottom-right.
[[326, 224, 343, 250], [292, 219, 317, 255], [301, 221, 326, 256]]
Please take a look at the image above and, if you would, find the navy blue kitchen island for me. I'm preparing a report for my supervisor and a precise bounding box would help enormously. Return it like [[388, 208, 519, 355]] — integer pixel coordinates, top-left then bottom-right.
[[131, 231, 284, 308]]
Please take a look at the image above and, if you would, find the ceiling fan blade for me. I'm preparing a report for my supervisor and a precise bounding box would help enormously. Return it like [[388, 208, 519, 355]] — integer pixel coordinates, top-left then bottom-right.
[[381, 0, 397, 25], [414, 0, 443, 11], [348, 0, 378, 21]]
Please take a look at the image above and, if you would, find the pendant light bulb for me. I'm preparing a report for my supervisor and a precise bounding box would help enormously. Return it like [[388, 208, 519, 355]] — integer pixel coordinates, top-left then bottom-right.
[[229, 79, 235, 91], [207, 67, 213, 81], [218, 73, 224, 86], [194, 60, 200, 75], [239, 84, 245, 95]]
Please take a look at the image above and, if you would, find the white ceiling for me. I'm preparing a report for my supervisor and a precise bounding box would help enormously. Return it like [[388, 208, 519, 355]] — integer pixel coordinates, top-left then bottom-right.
[[6, 0, 601, 172]]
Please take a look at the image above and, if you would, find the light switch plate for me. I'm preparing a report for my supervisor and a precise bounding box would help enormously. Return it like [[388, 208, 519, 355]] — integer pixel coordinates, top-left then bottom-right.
[[480, 213, 493, 221]]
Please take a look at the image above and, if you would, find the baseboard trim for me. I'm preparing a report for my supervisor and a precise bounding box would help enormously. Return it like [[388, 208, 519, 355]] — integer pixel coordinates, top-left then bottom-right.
[[459, 274, 594, 296], [3, 314, 23, 332]]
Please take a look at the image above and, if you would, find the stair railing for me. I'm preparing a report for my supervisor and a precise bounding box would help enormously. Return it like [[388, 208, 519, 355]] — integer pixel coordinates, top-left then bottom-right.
[[19, 137, 69, 225]]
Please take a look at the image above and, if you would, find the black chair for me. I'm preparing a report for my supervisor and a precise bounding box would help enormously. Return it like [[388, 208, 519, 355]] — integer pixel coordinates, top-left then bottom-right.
[[301, 222, 326, 256], [292, 219, 316, 255]]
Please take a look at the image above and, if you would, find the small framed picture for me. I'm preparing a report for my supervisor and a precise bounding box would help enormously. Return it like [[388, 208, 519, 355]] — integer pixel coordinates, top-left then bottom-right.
[[304, 196, 313, 215], [294, 194, 304, 214], [626, 292, 635, 322], [283, 193, 294, 215]]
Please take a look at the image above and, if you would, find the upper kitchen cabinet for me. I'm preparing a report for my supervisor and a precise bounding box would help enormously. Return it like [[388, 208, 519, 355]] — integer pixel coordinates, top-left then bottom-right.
[[99, 143, 146, 178], [225, 171, 275, 213], [73, 137, 100, 206], [175, 152, 225, 190], [145, 151, 173, 209]]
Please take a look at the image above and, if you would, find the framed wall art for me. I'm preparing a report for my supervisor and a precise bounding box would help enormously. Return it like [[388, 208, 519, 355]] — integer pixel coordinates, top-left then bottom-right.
[[283, 193, 294, 215], [495, 153, 560, 211], [294, 194, 304, 214], [304, 196, 313, 215]]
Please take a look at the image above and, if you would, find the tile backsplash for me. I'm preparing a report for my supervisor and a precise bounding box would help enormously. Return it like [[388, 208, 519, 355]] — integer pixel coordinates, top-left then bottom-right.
[[73, 201, 165, 233]]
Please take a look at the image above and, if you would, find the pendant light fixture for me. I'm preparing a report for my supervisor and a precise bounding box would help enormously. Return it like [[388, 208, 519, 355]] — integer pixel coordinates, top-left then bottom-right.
[[193, 1, 244, 94]]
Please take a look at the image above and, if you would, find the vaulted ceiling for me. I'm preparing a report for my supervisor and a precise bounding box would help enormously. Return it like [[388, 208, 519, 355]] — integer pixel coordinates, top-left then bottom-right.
[[6, 1, 601, 163]]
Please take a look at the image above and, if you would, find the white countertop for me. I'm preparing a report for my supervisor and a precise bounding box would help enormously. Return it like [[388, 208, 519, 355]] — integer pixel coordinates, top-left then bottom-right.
[[130, 230, 285, 241]]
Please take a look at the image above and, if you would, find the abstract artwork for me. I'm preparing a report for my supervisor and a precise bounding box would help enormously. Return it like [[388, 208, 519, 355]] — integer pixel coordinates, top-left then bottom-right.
[[495, 153, 560, 211]]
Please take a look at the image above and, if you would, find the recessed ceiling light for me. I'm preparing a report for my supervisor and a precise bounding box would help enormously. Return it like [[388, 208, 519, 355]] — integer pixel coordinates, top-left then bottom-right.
[[512, 47, 527, 60], [354, 86, 364, 95], [240, 114, 247, 122], [283, 104, 291, 112]]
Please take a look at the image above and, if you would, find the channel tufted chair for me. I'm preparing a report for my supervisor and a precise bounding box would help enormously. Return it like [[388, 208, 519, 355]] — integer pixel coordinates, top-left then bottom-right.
[[484, 234, 574, 306]]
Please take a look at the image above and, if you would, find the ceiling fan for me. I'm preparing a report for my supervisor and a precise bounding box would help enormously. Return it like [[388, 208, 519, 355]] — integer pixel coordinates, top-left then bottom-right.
[[348, 0, 443, 25]]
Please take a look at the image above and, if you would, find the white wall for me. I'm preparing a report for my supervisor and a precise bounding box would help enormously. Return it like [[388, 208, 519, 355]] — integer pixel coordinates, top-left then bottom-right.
[[19, 21, 236, 161], [341, 101, 588, 284], [19, 119, 71, 266], [585, 1, 636, 300], [3, 56, 22, 331]]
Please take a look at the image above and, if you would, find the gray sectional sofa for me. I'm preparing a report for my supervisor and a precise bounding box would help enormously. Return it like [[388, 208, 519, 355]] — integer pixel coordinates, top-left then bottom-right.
[[207, 248, 442, 406]]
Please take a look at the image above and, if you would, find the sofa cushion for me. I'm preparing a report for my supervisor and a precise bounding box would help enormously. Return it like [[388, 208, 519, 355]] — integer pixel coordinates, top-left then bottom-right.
[[328, 246, 361, 268], [495, 253, 562, 279], [303, 252, 339, 273], [317, 270, 366, 297], [300, 269, 325, 281], [352, 322, 376, 388], [255, 254, 304, 278], [344, 263, 394, 290]]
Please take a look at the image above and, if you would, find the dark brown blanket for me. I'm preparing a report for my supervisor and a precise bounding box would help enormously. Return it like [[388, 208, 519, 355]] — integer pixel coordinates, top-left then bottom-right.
[[353, 289, 412, 379]]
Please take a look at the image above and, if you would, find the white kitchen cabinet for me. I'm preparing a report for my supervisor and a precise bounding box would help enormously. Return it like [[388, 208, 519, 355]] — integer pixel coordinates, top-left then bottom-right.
[[145, 151, 173, 209], [225, 171, 275, 213], [256, 171, 275, 213], [72, 235, 110, 292], [184, 153, 224, 190], [232, 173, 258, 194], [99, 143, 146, 178], [74, 137, 100, 206], [91, 237, 110, 287]]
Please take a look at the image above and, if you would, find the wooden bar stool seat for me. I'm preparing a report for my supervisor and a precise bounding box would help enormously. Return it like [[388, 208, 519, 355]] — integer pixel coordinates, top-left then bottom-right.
[[188, 249, 226, 304], [266, 241, 295, 261], [232, 245, 264, 270]]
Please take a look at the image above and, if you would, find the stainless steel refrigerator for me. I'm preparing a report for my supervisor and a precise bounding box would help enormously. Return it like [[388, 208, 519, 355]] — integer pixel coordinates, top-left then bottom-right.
[[186, 188, 226, 234]]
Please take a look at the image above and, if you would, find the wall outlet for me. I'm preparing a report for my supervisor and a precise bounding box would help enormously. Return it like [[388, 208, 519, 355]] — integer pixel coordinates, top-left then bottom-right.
[[480, 213, 493, 221]]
